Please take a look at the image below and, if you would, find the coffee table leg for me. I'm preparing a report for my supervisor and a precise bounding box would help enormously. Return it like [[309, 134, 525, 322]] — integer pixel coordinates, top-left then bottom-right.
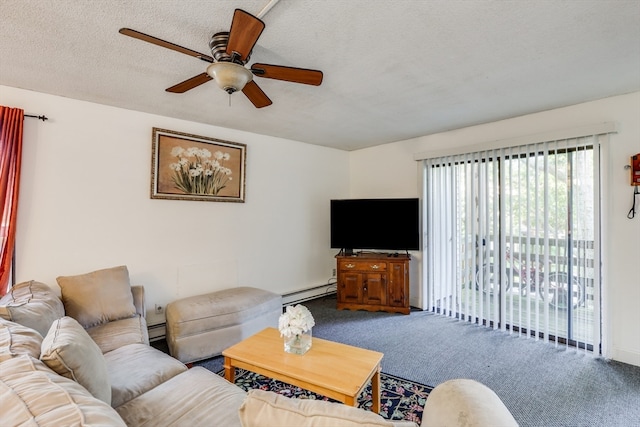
[[371, 365, 381, 414], [224, 356, 235, 383]]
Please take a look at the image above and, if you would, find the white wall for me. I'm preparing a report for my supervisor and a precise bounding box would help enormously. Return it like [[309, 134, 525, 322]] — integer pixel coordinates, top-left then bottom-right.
[[3, 85, 638, 366], [1, 85, 350, 325], [350, 92, 640, 367]]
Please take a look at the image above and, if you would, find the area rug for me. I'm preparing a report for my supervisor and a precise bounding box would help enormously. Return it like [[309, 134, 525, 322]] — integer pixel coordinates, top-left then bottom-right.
[[217, 368, 431, 425]]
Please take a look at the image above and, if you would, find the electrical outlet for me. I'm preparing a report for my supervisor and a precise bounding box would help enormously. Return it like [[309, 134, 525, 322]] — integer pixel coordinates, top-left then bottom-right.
[[154, 304, 164, 315], [332, 268, 336, 277]]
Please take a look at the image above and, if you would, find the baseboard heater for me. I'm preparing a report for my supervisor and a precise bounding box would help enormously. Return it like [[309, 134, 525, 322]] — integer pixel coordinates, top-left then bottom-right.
[[147, 322, 166, 342], [282, 283, 336, 306]]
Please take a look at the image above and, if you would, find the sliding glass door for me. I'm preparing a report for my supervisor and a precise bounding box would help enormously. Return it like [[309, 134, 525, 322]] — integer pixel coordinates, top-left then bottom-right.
[[423, 137, 600, 351]]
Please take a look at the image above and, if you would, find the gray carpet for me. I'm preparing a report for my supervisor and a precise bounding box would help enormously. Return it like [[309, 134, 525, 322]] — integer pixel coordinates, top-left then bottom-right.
[[184, 294, 640, 426], [305, 295, 640, 427]]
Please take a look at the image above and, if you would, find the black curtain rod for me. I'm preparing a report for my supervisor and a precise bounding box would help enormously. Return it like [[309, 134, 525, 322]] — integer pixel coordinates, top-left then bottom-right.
[[24, 114, 48, 121]]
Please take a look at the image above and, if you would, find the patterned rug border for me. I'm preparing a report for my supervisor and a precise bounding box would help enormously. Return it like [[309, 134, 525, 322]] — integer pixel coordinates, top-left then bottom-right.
[[216, 368, 432, 425]]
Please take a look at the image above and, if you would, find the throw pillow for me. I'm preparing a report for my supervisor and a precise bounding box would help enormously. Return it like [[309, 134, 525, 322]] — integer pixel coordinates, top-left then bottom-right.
[[0, 280, 65, 337], [57, 265, 136, 328], [0, 317, 43, 362], [238, 389, 398, 427], [1, 355, 125, 426], [40, 316, 111, 405]]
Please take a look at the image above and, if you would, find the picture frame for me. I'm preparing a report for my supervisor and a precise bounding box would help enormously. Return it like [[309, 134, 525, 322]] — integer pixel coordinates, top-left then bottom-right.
[[151, 128, 246, 202]]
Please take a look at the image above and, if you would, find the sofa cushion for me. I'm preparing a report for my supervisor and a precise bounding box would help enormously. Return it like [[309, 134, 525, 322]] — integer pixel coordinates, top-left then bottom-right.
[[104, 343, 187, 408], [0, 355, 125, 427], [238, 389, 408, 427], [0, 317, 43, 362], [88, 314, 150, 354], [117, 367, 246, 427], [40, 316, 111, 405], [57, 265, 137, 328], [0, 280, 64, 337]]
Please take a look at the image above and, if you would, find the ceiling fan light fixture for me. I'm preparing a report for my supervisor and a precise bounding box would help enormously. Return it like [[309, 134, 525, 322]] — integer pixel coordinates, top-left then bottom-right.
[[206, 62, 253, 94]]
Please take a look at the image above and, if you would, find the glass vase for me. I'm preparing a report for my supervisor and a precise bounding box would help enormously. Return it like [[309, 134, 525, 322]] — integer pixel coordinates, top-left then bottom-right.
[[284, 329, 312, 355]]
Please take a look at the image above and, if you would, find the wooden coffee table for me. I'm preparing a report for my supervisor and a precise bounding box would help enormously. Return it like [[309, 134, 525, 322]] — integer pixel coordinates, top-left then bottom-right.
[[222, 327, 383, 413]]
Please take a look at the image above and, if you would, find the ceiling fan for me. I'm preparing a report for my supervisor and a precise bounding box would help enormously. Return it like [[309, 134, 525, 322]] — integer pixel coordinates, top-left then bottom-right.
[[119, 8, 323, 108]]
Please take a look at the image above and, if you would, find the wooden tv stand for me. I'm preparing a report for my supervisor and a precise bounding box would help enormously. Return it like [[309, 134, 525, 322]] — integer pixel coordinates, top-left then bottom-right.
[[335, 252, 410, 315]]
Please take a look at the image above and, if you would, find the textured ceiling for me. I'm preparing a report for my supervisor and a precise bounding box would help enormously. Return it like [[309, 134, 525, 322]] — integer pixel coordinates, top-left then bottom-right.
[[1, 0, 639, 151]]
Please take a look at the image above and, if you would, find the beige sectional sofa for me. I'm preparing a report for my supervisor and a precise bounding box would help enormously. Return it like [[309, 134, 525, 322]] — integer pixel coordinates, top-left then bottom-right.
[[0, 265, 518, 427], [0, 271, 246, 427]]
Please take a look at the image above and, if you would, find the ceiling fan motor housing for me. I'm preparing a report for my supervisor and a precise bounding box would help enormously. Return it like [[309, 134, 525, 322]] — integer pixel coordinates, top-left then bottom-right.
[[209, 32, 249, 64]]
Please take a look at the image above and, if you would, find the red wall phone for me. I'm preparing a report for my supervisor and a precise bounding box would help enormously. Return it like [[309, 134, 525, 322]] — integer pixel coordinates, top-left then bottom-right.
[[632, 153, 640, 186]]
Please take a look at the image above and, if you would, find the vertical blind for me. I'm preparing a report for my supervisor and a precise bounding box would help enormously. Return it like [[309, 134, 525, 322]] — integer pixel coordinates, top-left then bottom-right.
[[422, 133, 607, 352]]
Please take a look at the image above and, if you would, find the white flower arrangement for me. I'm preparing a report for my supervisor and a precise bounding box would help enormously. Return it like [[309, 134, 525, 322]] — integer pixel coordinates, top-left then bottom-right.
[[278, 304, 315, 339], [168, 146, 233, 195]]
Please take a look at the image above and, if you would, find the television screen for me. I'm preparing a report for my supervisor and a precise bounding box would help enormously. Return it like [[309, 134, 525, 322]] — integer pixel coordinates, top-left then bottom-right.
[[330, 198, 419, 252]]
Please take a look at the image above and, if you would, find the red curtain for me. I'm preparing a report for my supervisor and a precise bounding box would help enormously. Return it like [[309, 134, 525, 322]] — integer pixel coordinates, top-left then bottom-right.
[[0, 106, 24, 295]]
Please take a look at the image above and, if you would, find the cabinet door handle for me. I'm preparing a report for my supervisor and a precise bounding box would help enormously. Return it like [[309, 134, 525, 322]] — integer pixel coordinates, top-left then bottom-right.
[[345, 263, 355, 268], [371, 264, 380, 269]]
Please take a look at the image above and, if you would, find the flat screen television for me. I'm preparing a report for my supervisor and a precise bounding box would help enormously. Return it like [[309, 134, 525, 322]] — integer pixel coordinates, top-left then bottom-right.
[[330, 198, 419, 254]]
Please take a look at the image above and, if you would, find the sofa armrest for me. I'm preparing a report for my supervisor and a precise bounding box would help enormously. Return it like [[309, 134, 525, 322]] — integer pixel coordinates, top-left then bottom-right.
[[130, 286, 145, 318], [422, 379, 518, 427]]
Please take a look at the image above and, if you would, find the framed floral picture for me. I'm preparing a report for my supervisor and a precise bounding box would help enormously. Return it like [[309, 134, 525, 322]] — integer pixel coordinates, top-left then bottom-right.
[[151, 128, 246, 202]]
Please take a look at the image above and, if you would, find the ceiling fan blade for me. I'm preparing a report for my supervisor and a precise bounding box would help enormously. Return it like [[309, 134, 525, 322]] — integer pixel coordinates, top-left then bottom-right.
[[250, 63, 323, 86], [226, 9, 265, 62], [119, 28, 214, 63], [242, 81, 272, 108], [166, 73, 213, 93]]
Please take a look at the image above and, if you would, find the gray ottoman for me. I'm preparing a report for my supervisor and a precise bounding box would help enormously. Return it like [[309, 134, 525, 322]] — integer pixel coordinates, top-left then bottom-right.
[[165, 287, 282, 364]]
